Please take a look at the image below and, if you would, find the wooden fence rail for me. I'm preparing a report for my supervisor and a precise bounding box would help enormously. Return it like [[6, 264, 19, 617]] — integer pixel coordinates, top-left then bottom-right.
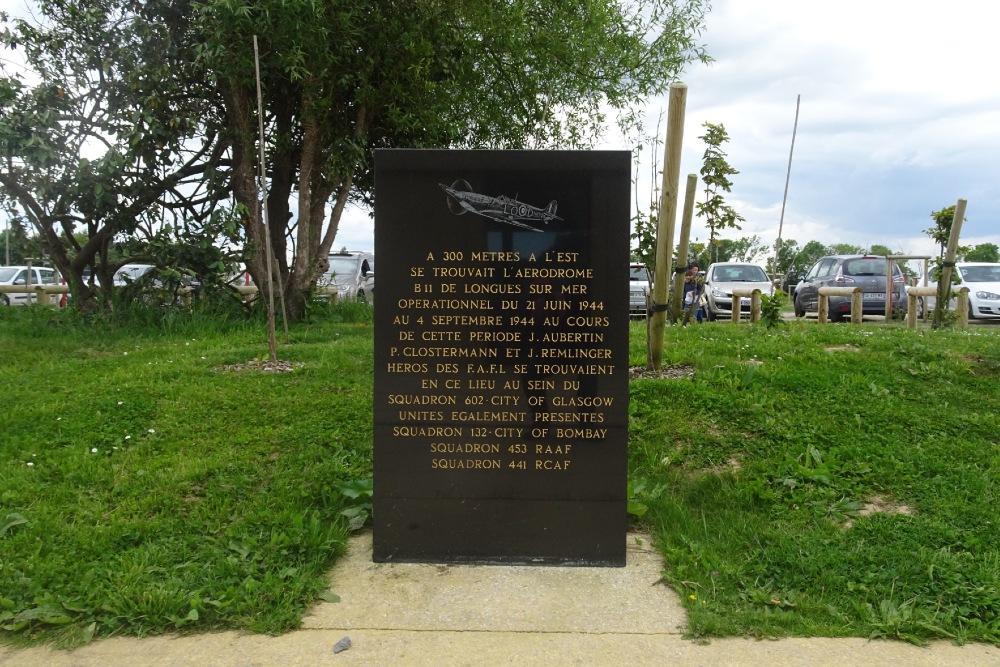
[[729, 288, 761, 323], [906, 286, 969, 329], [816, 286, 863, 324]]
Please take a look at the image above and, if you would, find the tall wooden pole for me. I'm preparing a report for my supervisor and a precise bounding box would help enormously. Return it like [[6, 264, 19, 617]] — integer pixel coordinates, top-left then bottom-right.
[[649, 83, 687, 369], [253, 35, 278, 361], [671, 174, 699, 321], [932, 198, 967, 329]]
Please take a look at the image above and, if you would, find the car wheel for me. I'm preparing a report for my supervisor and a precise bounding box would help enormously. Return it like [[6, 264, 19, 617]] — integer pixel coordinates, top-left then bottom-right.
[[969, 302, 975, 320], [358, 289, 367, 304], [706, 308, 716, 322], [794, 298, 804, 318], [0, 294, 9, 306]]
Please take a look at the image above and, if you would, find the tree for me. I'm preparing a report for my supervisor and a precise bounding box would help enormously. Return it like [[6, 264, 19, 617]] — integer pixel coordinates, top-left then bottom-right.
[[827, 243, 864, 255], [195, 0, 712, 321], [696, 122, 744, 255], [770, 238, 828, 289], [1, 0, 231, 313], [964, 243, 999, 263], [712, 235, 765, 264], [924, 205, 967, 261], [7, 1, 712, 320]]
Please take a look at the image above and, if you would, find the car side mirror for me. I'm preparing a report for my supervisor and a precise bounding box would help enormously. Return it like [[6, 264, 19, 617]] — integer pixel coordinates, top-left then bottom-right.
[[13, 278, 26, 285]]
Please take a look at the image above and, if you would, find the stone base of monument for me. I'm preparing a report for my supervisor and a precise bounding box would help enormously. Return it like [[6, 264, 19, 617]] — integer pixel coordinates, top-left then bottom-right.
[[303, 530, 684, 634]]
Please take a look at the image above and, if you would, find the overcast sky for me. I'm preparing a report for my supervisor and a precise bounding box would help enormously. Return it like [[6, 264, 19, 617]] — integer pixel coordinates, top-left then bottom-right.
[[334, 0, 1000, 260], [4, 0, 998, 263]]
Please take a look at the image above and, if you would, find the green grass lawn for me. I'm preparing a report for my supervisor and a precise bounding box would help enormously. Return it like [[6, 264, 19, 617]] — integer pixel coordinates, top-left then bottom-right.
[[2, 305, 999, 646]]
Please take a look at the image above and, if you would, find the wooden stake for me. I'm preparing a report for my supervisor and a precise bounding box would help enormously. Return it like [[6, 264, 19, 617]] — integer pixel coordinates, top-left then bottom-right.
[[253, 35, 278, 360], [649, 83, 687, 369], [933, 198, 967, 329], [671, 174, 698, 322]]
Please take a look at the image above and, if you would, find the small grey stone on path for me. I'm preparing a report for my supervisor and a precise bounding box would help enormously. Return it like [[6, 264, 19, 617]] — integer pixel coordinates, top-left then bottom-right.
[[333, 636, 351, 654]]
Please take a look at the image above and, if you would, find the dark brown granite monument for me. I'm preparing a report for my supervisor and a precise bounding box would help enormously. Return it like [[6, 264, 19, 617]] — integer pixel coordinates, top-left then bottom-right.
[[373, 150, 629, 565]]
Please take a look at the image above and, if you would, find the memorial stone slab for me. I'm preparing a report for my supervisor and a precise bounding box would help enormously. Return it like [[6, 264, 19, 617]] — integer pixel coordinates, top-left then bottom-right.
[[373, 149, 630, 565]]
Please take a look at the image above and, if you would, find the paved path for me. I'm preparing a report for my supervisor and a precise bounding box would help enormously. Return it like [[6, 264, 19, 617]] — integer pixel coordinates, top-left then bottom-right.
[[3, 532, 998, 666]]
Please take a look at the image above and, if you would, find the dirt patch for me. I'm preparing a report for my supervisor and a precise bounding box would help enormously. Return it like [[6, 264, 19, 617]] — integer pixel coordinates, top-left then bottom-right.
[[213, 359, 303, 373], [629, 364, 695, 380], [858, 495, 914, 517], [844, 495, 915, 528], [825, 345, 860, 352], [702, 457, 742, 474]]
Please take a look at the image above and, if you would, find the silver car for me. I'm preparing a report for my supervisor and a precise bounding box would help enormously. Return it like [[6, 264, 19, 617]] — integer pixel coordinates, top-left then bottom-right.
[[320, 251, 375, 302], [0, 265, 60, 306], [704, 263, 772, 321], [794, 255, 906, 321], [629, 263, 651, 318]]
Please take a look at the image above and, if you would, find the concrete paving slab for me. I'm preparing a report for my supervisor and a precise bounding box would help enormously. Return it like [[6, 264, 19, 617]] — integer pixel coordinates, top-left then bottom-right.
[[2, 530, 999, 666], [302, 531, 685, 634]]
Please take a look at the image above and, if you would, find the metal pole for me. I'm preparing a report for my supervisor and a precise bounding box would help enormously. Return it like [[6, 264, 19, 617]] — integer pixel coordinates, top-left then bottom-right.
[[253, 35, 278, 361], [772, 95, 800, 291]]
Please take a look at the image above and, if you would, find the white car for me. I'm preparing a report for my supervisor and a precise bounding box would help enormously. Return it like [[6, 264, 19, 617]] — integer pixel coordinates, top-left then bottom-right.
[[629, 263, 651, 318], [113, 263, 155, 286], [957, 263, 1000, 319], [704, 262, 772, 321], [0, 265, 60, 306], [319, 251, 374, 302]]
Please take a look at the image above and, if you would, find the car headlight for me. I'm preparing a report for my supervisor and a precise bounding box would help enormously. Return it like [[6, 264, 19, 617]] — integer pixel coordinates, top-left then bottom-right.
[[711, 288, 729, 299], [975, 291, 1000, 300]]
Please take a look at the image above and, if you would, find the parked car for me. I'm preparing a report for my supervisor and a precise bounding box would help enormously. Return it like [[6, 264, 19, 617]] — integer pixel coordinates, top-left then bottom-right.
[[629, 263, 652, 318], [794, 255, 906, 321], [113, 263, 155, 286], [113, 263, 201, 301], [957, 263, 1000, 319], [924, 263, 1000, 320], [319, 250, 374, 302], [704, 262, 772, 321], [0, 265, 60, 306]]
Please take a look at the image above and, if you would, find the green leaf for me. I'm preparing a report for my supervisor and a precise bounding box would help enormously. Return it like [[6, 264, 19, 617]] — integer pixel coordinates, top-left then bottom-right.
[[1, 513, 28, 537], [318, 591, 341, 603]]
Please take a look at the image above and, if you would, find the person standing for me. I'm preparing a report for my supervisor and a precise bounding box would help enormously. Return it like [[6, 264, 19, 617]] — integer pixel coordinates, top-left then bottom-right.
[[682, 262, 705, 324]]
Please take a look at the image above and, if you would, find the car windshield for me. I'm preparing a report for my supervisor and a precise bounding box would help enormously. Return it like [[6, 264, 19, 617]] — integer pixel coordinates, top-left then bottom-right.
[[961, 266, 1000, 282], [0, 268, 18, 282], [842, 258, 899, 277], [629, 267, 647, 281], [115, 266, 152, 281], [712, 266, 768, 282], [327, 256, 360, 276]]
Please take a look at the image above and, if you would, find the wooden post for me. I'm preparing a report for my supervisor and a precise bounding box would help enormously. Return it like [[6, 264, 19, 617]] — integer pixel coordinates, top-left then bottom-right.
[[851, 288, 862, 324], [818, 294, 828, 323], [933, 198, 967, 329], [957, 287, 970, 328], [649, 83, 687, 368], [670, 174, 698, 323], [750, 290, 761, 324], [730, 295, 740, 323]]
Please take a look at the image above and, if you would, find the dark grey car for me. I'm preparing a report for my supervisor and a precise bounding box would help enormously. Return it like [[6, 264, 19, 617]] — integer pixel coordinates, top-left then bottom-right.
[[793, 255, 906, 321]]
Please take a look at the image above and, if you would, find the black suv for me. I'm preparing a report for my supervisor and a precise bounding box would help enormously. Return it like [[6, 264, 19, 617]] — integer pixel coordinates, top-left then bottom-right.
[[793, 255, 906, 321]]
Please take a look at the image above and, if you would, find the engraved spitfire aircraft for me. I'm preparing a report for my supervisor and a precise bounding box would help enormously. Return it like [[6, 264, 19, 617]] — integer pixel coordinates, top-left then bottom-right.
[[439, 179, 561, 232]]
